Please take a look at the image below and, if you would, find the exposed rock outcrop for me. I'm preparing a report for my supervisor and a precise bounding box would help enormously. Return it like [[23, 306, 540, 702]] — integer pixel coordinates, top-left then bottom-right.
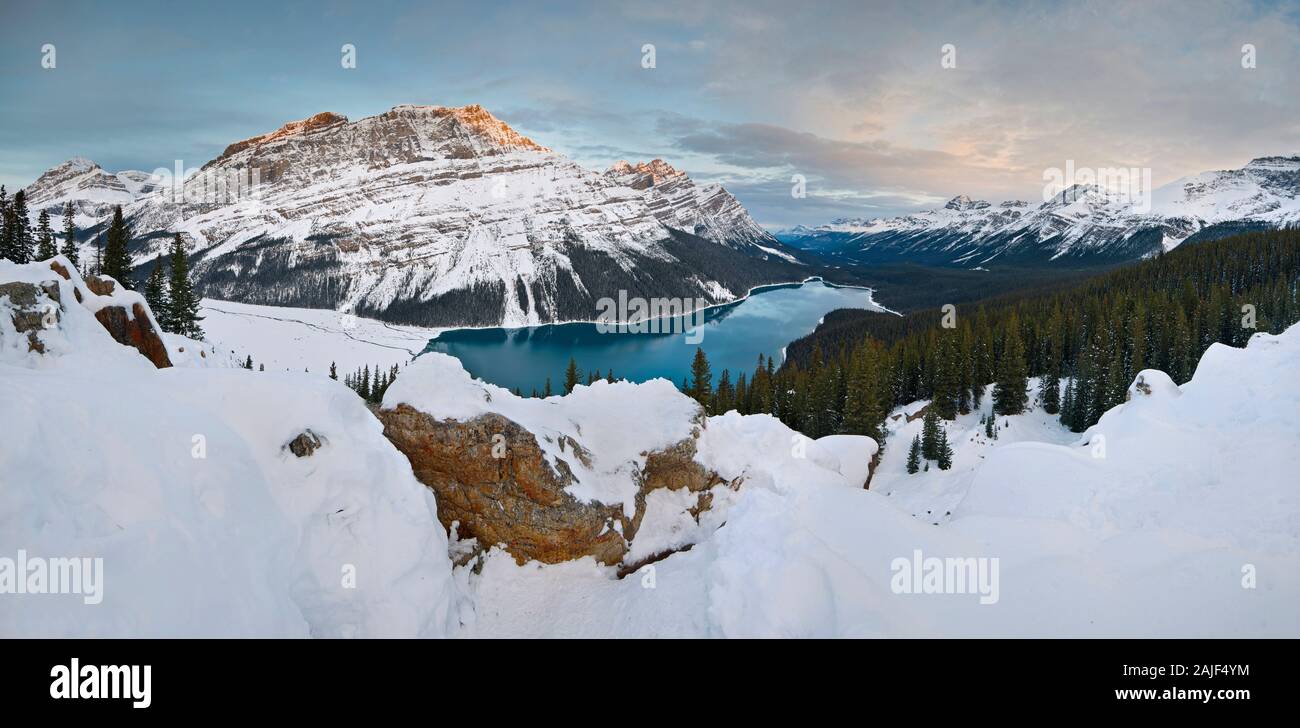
[[285, 430, 324, 457], [376, 403, 738, 567], [92, 302, 172, 369], [2, 259, 172, 368], [0, 280, 62, 353]]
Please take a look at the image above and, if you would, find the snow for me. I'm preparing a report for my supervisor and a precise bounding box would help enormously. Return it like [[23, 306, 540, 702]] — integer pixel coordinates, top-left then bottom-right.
[[455, 336, 1300, 637], [780, 155, 1300, 261], [1, 259, 456, 637], [199, 298, 440, 375], [4, 253, 1297, 637]]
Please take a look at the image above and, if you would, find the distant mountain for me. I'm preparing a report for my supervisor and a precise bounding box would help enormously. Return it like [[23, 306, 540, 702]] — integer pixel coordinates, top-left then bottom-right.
[[23, 105, 807, 327], [779, 156, 1300, 267], [23, 158, 161, 227]]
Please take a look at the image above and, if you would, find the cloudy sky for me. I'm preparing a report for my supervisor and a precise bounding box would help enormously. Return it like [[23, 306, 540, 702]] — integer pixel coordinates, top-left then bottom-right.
[[2, 0, 1298, 228]]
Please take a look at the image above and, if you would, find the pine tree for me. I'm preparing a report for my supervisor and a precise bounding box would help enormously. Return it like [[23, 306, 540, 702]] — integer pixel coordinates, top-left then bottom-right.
[[931, 331, 960, 419], [59, 202, 79, 269], [166, 233, 203, 337], [244, 355, 253, 370], [689, 348, 712, 406], [360, 365, 371, 400], [936, 427, 954, 470], [605, 370, 615, 383], [906, 435, 921, 474], [984, 412, 996, 439], [714, 369, 734, 414], [993, 313, 1029, 415], [920, 407, 940, 461], [563, 357, 582, 394], [3, 189, 33, 263], [143, 257, 170, 319], [35, 209, 56, 260], [100, 205, 134, 287], [259, 363, 265, 372], [329, 362, 338, 380], [1039, 367, 1060, 414], [0, 186, 9, 262]]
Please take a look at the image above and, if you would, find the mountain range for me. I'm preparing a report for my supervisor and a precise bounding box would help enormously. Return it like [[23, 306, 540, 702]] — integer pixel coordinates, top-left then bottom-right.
[[21, 105, 806, 327], [779, 155, 1300, 268]]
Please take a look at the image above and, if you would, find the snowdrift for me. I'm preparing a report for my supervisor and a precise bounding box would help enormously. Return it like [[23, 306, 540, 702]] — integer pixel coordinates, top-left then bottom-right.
[[0, 259, 455, 637]]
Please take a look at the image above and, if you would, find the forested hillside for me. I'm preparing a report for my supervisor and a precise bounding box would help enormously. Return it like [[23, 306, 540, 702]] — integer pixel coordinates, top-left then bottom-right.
[[679, 229, 1300, 447]]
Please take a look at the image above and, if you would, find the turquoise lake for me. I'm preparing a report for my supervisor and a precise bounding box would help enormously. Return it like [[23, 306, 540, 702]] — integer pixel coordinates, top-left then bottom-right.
[[422, 280, 887, 394]]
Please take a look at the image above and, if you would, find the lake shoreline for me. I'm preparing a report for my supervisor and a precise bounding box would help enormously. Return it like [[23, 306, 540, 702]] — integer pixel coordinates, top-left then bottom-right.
[[429, 275, 893, 343]]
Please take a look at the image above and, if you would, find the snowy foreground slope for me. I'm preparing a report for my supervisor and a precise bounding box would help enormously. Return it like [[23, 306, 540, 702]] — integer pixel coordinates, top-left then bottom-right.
[[431, 341, 1300, 637], [2, 257, 1297, 637], [0, 260, 455, 637]]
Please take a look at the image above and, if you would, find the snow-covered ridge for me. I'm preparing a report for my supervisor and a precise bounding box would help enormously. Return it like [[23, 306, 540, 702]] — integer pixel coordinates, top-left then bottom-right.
[[781, 156, 1300, 265], [20, 104, 797, 328], [604, 158, 786, 252]]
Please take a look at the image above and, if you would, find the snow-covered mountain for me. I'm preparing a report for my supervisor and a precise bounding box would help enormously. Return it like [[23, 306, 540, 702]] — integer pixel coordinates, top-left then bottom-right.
[[22, 105, 805, 327], [604, 159, 797, 260], [781, 156, 1300, 267], [22, 157, 161, 228]]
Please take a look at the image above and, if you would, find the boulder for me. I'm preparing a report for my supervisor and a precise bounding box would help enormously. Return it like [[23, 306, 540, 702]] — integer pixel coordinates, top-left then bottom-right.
[[376, 403, 738, 566], [285, 430, 324, 457], [93, 302, 172, 369], [0, 280, 61, 353]]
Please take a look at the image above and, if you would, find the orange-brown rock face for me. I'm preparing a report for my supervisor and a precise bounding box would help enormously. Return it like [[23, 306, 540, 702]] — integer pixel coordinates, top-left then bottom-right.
[[376, 403, 736, 566], [91, 302, 173, 369]]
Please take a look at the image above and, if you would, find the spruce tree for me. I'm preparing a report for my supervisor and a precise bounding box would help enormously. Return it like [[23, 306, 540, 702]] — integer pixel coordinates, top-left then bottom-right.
[[244, 355, 253, 370], [0, 186, 9, 261], [936, 427, 954, 470], [59, 202, 79, 269], [4, 189, 33, 263], [329, 362, 338, 380], [906, 435, 921, 474], [35, 209, 56, 260], [1039, 367, 1060, 415], [920, 407, 940, 461], [931, 331, 960, 419], [101, 205, 134, 288], [714, 369, 734, 414], [143, 257, 170, 319], [167, 233, 203, 337], [993, 313, 1029, 415], [563, 357, 581, 394], [689, 347, 712, 406]]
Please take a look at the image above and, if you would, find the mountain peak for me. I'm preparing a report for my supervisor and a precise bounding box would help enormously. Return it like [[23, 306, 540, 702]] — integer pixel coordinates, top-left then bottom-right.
[[608, 159, 686, 187], [217, 111, 349, 161], [944, 194, 990, 211], [386, 104, 547, 152]]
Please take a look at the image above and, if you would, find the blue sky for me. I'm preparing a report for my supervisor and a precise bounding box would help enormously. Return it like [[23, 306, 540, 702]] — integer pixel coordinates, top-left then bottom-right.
[[2, 0, 1299, 228]]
